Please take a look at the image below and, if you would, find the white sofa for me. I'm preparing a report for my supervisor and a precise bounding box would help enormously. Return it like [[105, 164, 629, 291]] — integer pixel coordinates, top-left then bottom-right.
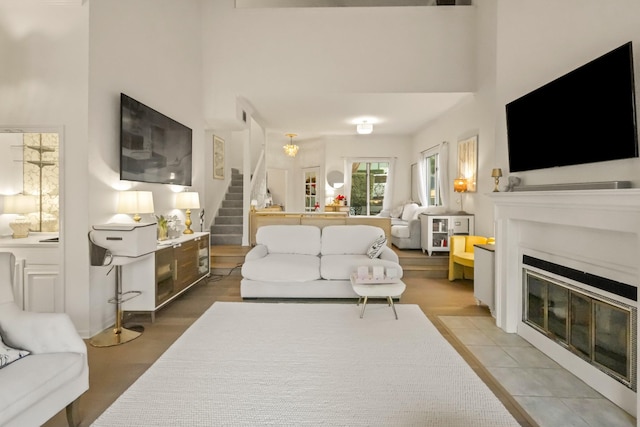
[[0, 252, 88, 427], [241, 224, 403, 299]]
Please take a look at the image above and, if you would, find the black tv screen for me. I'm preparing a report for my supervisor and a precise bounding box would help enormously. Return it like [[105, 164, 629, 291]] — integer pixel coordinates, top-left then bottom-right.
[[120, 93, 193, 185], [506, 42, 638, 173]]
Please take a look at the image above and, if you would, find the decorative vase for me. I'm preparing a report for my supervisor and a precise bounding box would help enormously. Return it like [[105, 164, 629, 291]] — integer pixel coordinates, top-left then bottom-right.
[[157, 225, 168, 241]]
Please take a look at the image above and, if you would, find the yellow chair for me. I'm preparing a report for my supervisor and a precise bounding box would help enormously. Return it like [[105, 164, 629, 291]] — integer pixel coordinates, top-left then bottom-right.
[[448, 235, 491, 281]]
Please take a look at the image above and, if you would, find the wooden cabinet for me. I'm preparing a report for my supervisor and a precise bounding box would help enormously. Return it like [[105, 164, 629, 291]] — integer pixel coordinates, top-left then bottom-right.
[[324, 205, 350, 213], [420, 214, 474, 255], [123, 232, 210, 318]]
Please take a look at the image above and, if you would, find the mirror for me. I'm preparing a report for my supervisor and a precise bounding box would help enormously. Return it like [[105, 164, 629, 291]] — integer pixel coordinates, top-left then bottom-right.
[[0, 130, 60, 234], [326, 170, 344, 189]]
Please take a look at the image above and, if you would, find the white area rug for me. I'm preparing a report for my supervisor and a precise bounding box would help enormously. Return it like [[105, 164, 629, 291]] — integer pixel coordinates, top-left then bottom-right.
[[91, 302, 520, 427]]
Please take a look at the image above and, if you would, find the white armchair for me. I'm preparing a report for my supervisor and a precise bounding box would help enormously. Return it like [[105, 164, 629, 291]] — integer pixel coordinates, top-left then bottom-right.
[[0, 252, 88, 427]]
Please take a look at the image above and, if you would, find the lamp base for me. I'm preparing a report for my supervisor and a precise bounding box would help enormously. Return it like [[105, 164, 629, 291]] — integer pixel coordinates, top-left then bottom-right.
[[9, 220, 30, 239]]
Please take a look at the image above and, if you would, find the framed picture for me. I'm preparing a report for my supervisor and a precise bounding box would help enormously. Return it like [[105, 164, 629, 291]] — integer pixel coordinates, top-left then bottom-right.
[[457, 135, 478, 192], [213, 135, 224, 179]]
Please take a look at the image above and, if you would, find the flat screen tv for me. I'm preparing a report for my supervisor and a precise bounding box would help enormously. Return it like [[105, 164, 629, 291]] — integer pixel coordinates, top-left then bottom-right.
[[120, 93, 193, 185], [506, 41, 638, 173]]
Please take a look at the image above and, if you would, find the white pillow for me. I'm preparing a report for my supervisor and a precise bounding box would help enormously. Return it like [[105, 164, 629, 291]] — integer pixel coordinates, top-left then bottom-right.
[[0, 335, 29, 369], [401, 203, 419, 221], [366, 235, 387, 259], [390, 205, 404, 218]]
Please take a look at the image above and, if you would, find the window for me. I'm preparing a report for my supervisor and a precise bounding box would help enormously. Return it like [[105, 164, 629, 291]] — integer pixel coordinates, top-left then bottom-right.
[[419, 143, 447, 208], [424, 150, 441, 206], [350, 161, 388, 216]]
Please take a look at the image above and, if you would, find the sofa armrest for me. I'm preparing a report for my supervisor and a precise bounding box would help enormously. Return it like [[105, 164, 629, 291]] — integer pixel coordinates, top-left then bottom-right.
[[0, 302, 86, 355], [244, 244, 268, 262], [408, 218, 421, 237], [378, 246, 399, 263]]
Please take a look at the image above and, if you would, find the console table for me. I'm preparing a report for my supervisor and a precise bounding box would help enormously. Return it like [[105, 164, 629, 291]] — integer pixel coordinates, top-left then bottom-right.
[[121, 232, 210, 320]]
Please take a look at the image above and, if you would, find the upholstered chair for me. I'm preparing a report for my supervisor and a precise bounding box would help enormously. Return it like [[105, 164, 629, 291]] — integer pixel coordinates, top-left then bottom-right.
[[448, 235, 490, 281], [0, 252, 89, 427]]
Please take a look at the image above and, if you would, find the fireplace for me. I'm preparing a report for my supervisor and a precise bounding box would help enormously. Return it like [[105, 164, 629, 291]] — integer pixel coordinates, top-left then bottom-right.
[[490, 188, 640, 417], [522, 258, 636, 390]]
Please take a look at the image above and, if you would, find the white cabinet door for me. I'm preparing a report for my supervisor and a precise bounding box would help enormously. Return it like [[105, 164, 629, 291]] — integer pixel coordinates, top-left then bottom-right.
[[23, 264, 63, 313]]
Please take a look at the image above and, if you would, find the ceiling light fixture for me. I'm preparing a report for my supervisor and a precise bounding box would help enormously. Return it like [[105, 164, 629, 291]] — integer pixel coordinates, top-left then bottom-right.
[[283, 133, 299, 157], [356, 121, 373, 135]]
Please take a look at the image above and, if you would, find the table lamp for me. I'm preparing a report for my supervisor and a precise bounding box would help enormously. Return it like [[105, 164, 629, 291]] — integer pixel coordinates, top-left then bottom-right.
[[117, 191, 155, 222], [491, 168, 503, 192], [175, 191, 200, 234], [4, 194, 37, 238], [453, 178, 468, 214]]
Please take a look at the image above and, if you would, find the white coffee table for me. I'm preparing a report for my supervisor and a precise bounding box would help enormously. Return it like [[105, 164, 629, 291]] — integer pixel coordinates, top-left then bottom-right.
[[350, 276, 406, 320]]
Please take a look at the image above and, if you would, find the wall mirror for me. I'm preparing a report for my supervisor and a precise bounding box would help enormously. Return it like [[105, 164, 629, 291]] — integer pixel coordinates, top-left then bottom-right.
[[326, 170, 344, 189], [457, 135, 478, 192], [0, 129, 60, 234]]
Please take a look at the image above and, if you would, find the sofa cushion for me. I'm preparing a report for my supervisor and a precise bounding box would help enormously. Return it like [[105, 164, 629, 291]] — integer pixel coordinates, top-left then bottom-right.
[[321, 254, 403, 280], [321, 225, 386, 255], [390, 204, 404, 218], [401, 203, 419, 221], [256, 225, 321, 255], [0, 335, 29, 368], [241, 254, 321, 282], [366, 235, 387, 259], [0, 352, 84, 422], [391, 225, 410, 238]]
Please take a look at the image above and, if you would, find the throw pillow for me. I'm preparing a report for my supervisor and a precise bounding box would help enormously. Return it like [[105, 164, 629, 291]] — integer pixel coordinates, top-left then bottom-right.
[[0, 335, 29, 369], [401, 203, 419, 221], [390, 204, 404, 218], [366, 235, 387, 259]]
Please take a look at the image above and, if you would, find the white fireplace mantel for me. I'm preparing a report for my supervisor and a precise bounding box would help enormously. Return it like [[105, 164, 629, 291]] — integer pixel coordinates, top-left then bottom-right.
[[489, 188, 640, 419]]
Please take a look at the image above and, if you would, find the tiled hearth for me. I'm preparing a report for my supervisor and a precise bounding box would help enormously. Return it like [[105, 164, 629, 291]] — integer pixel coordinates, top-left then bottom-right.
[[490, 188, 640, 418]]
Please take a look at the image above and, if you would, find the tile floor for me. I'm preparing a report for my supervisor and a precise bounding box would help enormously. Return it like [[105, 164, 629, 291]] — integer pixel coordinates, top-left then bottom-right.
[[440, 315, 637, 427]]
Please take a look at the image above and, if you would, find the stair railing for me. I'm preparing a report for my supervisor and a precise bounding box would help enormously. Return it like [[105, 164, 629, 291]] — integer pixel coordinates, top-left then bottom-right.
[[249, 148, 267, 209]]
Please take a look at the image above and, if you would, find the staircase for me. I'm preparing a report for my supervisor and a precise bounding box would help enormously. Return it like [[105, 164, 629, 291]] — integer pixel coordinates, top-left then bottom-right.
[[210, 168, 243, 246], [392, 247, 449, 279]]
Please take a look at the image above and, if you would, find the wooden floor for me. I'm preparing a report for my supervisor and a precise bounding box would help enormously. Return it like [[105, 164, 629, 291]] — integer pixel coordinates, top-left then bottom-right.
[[43, 245, 535, 427]]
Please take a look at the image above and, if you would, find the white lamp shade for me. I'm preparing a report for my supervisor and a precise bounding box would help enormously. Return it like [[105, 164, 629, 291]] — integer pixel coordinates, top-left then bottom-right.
[[175, 192, 200, 209], [4, 194, 37, 214], [117, 191, 155, 214]]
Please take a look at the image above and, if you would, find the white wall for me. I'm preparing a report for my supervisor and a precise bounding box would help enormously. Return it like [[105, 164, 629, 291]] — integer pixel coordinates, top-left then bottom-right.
[[87, 0, 204, 336], [0, 1, 90, 334], [495, 0, 640, 188]]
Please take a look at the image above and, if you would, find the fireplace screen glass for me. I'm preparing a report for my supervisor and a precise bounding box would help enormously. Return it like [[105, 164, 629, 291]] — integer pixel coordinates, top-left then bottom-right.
[[523, 270, 635, 389]]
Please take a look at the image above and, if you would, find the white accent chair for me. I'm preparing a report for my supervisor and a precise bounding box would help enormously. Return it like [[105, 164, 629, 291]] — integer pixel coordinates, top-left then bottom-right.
[[0, 252, 89, 427]]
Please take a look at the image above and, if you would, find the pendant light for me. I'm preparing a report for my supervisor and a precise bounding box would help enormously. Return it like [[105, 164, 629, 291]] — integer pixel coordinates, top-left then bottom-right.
[[283, 133, 299, 157]]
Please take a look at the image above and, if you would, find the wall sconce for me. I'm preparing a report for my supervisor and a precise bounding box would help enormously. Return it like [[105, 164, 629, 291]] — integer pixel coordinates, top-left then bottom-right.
[[3, 194, 37, 238], [175, 191, 200, 234], [356, 121, 373, 135], [491, 168, 503, 192], [453, 178, 468, 214], [117, 191, 155, 222], [283, 133, 299, 157]]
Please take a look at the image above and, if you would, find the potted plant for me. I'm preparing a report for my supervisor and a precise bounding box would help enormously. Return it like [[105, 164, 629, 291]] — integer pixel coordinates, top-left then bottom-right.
[[156, 215, 168, 241]]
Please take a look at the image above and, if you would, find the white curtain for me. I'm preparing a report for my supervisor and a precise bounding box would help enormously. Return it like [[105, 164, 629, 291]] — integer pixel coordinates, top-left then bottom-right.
[[417, 156, 428, 206], [438, 141, 450, 209]]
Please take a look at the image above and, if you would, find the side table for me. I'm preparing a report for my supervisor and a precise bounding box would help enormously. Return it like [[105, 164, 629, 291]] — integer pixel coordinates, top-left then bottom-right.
[[350, 276, 406, 320]]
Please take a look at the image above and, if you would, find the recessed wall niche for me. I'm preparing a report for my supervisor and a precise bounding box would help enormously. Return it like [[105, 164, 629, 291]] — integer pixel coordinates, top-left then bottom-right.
[[0, 132, 59, 233]]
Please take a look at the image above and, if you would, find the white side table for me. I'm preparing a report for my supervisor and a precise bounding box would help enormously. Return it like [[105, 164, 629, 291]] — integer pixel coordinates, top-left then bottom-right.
[[350, 277, 406, 320]]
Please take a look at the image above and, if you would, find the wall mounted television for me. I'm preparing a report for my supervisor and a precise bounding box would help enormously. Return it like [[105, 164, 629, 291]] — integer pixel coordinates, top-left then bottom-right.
[[506, 41, 638, 173], [120, 93, 193, 186]]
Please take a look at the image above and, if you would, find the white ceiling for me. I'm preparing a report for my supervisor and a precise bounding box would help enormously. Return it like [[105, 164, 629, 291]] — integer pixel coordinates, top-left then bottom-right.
[[246, 92, 472, 141]]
